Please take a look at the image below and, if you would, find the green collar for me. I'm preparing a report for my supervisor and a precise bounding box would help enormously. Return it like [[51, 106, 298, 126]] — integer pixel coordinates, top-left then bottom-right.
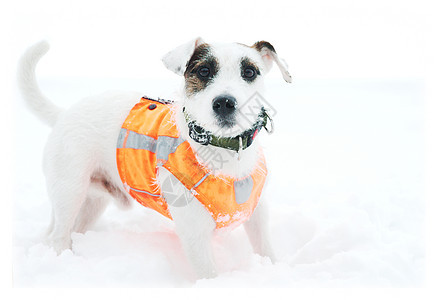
[[183, 107, 273, 153]]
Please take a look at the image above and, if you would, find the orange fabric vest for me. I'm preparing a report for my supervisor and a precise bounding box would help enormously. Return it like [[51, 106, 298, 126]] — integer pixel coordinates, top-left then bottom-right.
[[116, 97, 267, 229]]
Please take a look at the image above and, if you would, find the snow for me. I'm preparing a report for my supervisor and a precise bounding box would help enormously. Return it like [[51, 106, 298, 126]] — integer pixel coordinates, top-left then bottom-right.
[[13, 77, 424, 287]]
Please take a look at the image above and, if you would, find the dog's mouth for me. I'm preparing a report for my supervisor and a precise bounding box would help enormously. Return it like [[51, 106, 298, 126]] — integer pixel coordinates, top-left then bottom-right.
[[183, 106, 273, 152], [215, 116, 236, 129]]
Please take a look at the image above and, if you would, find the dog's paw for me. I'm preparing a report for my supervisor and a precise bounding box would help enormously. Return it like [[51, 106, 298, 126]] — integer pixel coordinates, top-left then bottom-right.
[[46, 236, 72, 255], [196, 268, 218, 280], [267, 253, 277, 264]]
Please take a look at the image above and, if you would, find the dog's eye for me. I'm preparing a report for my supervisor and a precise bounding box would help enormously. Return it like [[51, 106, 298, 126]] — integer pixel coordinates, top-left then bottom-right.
[[243, 67, 256, 79], [197, 67, 210, 78]]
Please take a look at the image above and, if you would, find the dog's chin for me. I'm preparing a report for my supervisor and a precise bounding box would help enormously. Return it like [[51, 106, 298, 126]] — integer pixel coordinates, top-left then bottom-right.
[[185, 113, 255, 138], [216, 119, 235, 129], [210, 115, 259, 137]]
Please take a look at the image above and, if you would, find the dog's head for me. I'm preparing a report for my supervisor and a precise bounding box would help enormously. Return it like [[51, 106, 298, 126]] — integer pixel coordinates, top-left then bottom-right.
[[162, 37, 291, 138]]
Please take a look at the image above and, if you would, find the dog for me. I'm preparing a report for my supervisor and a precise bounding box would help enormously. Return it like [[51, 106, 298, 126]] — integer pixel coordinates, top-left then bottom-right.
[[17, 38, 291, 279]]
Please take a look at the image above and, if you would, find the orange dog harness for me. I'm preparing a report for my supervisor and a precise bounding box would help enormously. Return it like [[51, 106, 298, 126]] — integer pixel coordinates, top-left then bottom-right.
[[116, 97, 267, 229]]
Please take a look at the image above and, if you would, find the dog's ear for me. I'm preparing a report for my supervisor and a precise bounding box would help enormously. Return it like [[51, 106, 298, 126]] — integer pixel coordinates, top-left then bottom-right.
[[252, 41, 292, 83], [162, 37, 205, 76]]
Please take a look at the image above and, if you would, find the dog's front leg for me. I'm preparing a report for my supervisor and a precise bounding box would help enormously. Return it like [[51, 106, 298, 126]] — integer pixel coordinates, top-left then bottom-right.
[[159, 169, 217, 279], [244, 199, 276, 263], [169, 200, 217, 279]]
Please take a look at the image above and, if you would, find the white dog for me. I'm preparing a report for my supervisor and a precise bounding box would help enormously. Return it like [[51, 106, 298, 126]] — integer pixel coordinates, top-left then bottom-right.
[[17, 38, 291, 279]]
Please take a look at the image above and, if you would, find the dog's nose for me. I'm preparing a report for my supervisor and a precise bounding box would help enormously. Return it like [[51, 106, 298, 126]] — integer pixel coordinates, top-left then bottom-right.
[[212, 95, 237, 116]]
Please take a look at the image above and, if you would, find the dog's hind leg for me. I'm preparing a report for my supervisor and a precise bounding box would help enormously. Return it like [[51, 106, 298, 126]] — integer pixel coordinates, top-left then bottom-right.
[[46, 176, 91, 253], [72, 174, 131, 234], [72, 180, 111, 234], [43, 139, 97, 254]]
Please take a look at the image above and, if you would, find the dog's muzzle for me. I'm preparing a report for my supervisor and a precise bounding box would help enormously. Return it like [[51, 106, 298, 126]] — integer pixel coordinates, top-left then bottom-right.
[[184, 106, 273, 153], [212, 95, 236, 128]]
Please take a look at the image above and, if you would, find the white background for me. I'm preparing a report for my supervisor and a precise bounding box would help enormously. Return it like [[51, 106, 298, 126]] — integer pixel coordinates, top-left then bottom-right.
[[4, 0, 437, 80], [2, 0, 438, 297]]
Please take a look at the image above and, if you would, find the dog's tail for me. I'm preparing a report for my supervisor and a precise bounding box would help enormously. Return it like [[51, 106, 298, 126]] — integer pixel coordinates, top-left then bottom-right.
[[17, 41, 63, 127]]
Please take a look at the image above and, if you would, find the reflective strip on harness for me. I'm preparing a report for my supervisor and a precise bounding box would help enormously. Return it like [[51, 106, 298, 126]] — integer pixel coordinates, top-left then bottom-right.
[[156, 136, 185, 160], [192, 172, 210, 190], [129, 186, 161, 197], [117, 128, 185, 161]]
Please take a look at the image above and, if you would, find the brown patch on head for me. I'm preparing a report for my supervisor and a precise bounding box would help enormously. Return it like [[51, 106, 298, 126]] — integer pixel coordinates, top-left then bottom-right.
[[184, 43, 219, 96], [251, 41, 277, 53]]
